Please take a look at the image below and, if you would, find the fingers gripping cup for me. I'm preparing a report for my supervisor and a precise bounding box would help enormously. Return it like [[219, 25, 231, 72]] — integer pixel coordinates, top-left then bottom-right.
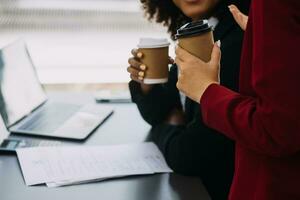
[[176, 20, 214, 62], [137, 38, 170, 84]]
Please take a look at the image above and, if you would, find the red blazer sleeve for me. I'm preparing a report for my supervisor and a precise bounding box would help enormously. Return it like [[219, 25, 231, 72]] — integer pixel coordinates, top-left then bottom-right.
[[200, 0, 300, 157]]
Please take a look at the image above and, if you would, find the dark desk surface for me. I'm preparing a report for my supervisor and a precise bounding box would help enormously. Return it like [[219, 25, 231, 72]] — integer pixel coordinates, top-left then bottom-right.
[[0, 92, 211, 200]]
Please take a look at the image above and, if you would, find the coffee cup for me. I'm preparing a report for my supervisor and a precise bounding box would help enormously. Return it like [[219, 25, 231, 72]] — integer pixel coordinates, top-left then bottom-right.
[[176, 20, 214, 62], [137, 38, 170, 84]]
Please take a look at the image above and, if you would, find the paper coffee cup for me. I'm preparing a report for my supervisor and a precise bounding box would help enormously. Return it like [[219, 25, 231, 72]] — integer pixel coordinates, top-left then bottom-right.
[[137, 38, 170, 84], [176, 20, 214, 62]]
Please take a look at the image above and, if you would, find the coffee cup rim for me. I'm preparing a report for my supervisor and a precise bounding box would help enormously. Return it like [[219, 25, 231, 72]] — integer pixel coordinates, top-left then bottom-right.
[[175, 20, 213, 39], [138, 38, 170, 49]]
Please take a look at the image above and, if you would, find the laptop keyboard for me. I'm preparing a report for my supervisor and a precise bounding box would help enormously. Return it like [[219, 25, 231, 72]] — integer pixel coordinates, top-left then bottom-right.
[[19, 139, 62, 148], [19, 103, 81, 133]]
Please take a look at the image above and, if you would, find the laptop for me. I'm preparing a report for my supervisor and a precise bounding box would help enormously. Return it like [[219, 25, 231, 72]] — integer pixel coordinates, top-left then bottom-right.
[[0, 114, 61, 152], [0, 40, 113, 140]]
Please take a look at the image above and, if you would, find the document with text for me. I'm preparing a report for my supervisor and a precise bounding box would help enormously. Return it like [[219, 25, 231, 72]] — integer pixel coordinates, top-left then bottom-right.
[[16, 142, 173, 187]]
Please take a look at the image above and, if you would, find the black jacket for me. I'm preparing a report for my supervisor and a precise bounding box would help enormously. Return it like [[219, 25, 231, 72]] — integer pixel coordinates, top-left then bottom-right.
[[129, 10, 244, 200]]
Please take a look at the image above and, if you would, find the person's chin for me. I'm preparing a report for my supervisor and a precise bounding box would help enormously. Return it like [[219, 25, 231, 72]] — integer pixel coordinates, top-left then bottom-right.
[[183, 9, 205, 20]]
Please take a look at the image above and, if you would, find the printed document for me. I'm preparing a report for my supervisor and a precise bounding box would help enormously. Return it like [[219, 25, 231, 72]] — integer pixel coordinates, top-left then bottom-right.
[[16, 142, 172, 187]]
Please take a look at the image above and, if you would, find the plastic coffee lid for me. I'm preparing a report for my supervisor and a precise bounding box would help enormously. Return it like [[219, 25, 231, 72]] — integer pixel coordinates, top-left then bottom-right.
[[175, 20, 213, 39], [138, 38, 170, 48]]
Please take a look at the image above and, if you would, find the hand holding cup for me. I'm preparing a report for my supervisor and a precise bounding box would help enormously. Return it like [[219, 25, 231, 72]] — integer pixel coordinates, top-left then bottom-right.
[[127, 49, 153, 94], [174, 20, 221, 103], [175, 42, 221, 103], [127, 49, 147, 83], [127, 38, 172, 94]]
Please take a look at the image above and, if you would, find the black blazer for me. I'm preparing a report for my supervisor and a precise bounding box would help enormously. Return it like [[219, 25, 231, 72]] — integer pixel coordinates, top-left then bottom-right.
[[129, 10, 244, 200]]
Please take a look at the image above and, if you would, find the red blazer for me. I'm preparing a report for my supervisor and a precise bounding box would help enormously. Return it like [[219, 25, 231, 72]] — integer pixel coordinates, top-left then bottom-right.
[[200, 0, 300, 199]]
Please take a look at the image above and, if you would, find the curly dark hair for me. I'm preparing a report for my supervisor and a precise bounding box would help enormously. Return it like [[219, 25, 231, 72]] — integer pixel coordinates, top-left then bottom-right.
[[140, 0, 251, 40]]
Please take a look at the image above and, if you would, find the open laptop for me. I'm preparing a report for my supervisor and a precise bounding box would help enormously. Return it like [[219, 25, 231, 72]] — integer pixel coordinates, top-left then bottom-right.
[[0, 114, 61, 152], [0, 40, 113, 140]]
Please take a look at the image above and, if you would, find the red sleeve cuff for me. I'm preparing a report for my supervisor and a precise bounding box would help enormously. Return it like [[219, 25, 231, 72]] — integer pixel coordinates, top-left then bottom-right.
[[200, 83, 221, 123], [200, 83, 239, 132]]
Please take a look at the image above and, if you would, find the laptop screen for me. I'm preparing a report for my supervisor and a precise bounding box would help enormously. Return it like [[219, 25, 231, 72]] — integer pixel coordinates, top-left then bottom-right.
[[0, 40, 47, 127], [0, 116, 9, 144]]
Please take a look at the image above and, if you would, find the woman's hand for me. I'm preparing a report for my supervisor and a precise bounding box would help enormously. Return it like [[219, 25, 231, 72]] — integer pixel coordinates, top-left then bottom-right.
[[228, 4, 248, 31], [175, 42, 221, 103], [127, 49, 174, 94], [127, 49, 153, 94]]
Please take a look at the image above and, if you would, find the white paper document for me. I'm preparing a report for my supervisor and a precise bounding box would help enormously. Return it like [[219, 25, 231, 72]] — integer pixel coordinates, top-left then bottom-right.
[[16, 142, 172, 187]]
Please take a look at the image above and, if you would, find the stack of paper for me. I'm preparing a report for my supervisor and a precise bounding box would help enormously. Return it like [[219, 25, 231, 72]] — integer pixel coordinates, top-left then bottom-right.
[[16, 142, 173, 187]]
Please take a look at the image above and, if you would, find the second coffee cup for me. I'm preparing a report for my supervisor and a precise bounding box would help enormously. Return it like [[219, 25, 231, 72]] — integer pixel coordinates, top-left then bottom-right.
[[137, 38, 170, 84], [176, 20, 214, 62]]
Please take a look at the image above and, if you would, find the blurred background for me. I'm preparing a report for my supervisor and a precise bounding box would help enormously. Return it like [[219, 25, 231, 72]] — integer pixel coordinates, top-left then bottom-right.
[[0, 0, 172, 90]]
